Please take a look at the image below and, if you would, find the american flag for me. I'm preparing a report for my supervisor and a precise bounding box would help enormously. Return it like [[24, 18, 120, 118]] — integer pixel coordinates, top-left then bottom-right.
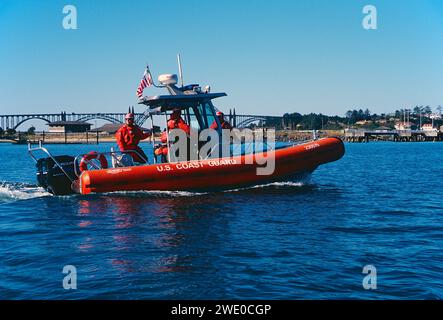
[[136, 66, 153, 98]]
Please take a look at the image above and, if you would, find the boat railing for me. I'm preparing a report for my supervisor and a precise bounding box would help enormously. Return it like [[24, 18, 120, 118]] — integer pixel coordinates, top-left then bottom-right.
[[73, 149, 147, 177], [27, 140, 75, 183]]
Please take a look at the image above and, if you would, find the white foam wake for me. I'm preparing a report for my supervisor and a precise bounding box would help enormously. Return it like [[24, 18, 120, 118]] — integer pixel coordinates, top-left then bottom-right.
[[0, 182, 51, 202]]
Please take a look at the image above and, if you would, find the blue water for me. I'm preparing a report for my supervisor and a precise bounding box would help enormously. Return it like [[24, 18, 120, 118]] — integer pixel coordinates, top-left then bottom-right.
[[0, 141, 442, 299]]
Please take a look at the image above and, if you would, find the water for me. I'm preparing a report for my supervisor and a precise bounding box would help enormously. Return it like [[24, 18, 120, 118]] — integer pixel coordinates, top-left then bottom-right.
[[0, 141, 442, 299]]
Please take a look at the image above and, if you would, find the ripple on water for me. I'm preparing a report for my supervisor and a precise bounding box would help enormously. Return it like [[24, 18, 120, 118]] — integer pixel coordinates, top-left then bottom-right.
[[0, 142, 443, 299]]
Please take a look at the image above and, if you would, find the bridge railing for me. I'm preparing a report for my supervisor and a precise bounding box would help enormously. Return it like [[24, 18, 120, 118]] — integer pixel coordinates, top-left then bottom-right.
[[1, 112, 286, 131]]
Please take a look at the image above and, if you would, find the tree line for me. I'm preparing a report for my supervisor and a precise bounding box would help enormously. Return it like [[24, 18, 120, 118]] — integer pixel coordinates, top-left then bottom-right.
[[281, 106, 443, 130], [0, 126, 35, 137], [282, 112, 347, 130]]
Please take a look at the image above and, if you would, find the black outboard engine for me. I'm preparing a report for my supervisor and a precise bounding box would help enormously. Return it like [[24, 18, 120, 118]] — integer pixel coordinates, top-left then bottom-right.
[[36, 155, 77, 195]]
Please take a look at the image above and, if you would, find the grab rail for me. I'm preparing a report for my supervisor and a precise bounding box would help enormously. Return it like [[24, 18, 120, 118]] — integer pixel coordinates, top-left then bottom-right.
[[28, 141, 147, 180], [73, 149, 146, 177], [27, 141, 75, 183]]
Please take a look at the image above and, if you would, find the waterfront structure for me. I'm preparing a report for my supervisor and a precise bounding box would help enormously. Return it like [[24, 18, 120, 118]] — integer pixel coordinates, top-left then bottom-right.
[[47, 121, 91, 133], [421, 123, 437, 132], [91, 123, 157, 134], [394, 122, 413, 130], [90, 123, 122, 134], [345, 127, 443, 142]]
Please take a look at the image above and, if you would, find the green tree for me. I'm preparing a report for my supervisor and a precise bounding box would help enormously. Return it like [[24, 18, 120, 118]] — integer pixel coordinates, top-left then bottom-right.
[[364, 109, 371, 120], [345, 110, 353, 119], [284, 112, 303, 129], [27, 126, 36, 135], [413, 106, 421, 116], [6, 128, 16, 135], [423, 105, 432, 115]]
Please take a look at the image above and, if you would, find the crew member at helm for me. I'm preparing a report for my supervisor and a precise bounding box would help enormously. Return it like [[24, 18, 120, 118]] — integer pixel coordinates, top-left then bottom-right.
[[155, 109, 191, 163], [210, 111, 233, 130], [167, 109, 191, 134], [115, 112, 151, 164]]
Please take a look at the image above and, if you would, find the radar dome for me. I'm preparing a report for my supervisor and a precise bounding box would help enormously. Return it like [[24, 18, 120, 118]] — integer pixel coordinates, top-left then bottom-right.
[[158, 74, 178, 85]]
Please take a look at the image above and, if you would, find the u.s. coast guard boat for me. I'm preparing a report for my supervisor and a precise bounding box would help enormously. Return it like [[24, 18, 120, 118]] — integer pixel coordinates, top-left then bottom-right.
[[28, 71, 345, 195]]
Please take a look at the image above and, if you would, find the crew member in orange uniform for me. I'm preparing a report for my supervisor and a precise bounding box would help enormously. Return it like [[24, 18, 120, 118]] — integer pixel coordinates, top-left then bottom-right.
[[115, 112, 151, 164], [167, 109, 191, 134], [154, 109, 191, 163], [210, 111, 233, 130]]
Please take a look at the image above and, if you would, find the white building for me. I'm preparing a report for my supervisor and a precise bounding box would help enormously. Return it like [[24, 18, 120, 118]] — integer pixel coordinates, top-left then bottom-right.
[[394, 122, 412, 130], [421, 123, 437, 131]]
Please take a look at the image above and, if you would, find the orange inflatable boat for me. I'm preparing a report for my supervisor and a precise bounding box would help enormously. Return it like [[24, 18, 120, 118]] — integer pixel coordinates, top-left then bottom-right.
[[28, 71, 345, 195], [77, 137, 344, 194]]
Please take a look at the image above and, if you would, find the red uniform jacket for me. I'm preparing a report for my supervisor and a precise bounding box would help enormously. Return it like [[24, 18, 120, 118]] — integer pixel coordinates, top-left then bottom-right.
[[115, 124, 151, 151], [210, 120, 233, 130], [167, 117, 190, 135]]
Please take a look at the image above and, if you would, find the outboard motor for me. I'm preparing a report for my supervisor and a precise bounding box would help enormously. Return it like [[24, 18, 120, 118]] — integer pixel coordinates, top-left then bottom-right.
[[36, 155, 77, 195]]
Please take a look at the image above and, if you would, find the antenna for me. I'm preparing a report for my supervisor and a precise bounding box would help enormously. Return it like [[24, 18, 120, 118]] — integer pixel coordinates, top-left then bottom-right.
[[177, 54, 184, 87]]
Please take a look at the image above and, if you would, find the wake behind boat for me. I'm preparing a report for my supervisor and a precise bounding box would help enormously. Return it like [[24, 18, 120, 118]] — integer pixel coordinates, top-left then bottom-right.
[[28, 64, 345, 195]]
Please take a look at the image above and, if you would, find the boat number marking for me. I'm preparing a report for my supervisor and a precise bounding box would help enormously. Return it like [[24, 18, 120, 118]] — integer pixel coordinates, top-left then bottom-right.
[[106, 168, 132, 174], [305, 143, 320, 150]]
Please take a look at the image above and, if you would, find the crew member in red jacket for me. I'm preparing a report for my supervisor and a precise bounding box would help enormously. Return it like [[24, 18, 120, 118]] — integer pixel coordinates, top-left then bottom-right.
[[167, 109, 191, 134], [210, 111, 233, 130], [154, 109, 191, 163], [115, 112, 151, 164]]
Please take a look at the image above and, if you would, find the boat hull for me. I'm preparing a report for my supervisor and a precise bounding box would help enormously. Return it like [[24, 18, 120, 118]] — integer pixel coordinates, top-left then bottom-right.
[[78, 137, 345, 194]]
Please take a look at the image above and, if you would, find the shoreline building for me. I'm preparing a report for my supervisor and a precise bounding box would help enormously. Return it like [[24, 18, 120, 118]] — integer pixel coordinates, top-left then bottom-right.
[[394, 122, 412, 131], [47, 121, 92, 133], [91, 123, 160, 134], [90, 123, 122, 134], [421, 123, 438, 132]]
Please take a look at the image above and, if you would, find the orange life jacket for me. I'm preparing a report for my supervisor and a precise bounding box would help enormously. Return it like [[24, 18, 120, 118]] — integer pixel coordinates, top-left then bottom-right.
[[167, 118, 190, 135], [115, 124, 151, 151]]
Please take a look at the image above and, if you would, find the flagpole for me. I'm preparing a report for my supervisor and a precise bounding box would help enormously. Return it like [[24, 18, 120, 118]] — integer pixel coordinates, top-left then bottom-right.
[[146, 64, 164, 88]]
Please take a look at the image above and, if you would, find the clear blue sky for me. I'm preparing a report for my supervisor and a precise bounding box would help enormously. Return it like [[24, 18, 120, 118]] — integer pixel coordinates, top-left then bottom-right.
[[1, 0, 443, 121]]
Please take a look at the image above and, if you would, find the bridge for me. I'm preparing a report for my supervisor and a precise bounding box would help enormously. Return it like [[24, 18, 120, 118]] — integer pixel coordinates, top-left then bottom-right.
[[227, 109, 283, 128], [0, 109, 284, 130], [0, 112, 132, 130]]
